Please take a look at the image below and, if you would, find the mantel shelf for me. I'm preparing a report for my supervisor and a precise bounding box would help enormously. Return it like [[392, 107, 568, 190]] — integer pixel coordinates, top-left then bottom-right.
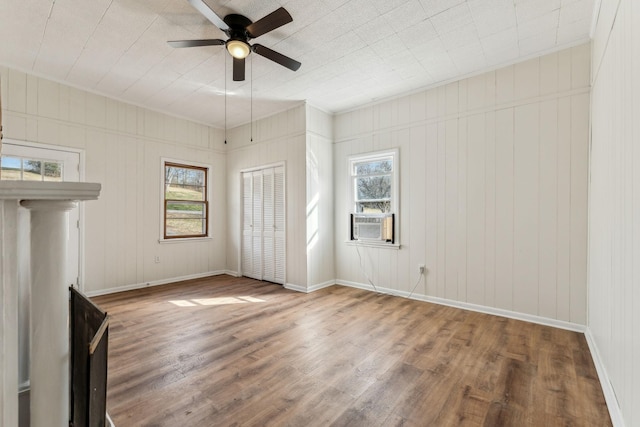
[[0, 181, 101, 201]]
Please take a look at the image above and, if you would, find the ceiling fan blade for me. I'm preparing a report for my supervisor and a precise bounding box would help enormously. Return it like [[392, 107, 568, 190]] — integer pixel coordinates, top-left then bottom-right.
[[233, 57, 245, 81], [246, 7, 292, 38], [167, 39, 225, 48], [252, 44, 301, 72], [187, 0, 229, 31]]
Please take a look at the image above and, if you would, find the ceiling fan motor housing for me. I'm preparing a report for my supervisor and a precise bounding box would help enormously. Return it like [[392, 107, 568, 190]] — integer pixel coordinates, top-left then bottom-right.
[[224, 14, 252, 41]]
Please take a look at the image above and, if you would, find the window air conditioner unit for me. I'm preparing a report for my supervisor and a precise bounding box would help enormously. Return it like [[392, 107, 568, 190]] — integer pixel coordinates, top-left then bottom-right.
[[350, 213, 394, 243]]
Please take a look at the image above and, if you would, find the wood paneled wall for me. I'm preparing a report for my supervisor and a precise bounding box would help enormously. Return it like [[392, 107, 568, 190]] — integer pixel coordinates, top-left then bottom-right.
[[225, 105, 308, 288], [0, 66, 227, 294], [334, 44, 591, 325], [306, 106, 335, 288], [590, 0, 640, 425], [225, 104, 335, 290]]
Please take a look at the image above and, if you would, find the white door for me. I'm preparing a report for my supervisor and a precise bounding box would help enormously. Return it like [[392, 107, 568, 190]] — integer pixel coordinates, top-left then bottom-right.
[[241, 172, 255, 278], [241, 171, 263, 280], [241, 166, 285, 284], [273, 166, 285, 284], [262, 168, 274, 282], [0, 141, 81, 288]]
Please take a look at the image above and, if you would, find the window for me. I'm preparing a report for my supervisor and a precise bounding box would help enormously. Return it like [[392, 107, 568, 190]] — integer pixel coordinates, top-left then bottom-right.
[[1, 156, 63, 181], [163, 161, 209, 239], [349, 149, 398, 244]]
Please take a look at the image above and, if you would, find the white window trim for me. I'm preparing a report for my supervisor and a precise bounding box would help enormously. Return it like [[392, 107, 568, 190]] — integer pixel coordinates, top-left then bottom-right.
[[159, 157, 212, 243], [347, 148, 399, 248]]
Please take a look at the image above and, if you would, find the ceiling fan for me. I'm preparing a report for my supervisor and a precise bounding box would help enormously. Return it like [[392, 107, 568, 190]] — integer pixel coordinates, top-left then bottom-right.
[[168, 0, 301, 81]]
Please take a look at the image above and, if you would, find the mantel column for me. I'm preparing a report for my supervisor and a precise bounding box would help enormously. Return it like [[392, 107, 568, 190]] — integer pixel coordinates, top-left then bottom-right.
[[0, 181, 100, 427], [0, 200, 19, 427], [20, 199, 77, 427]]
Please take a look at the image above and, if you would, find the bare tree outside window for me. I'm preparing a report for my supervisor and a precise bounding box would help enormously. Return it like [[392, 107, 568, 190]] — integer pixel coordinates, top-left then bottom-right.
[[353, 158, 393, 213]]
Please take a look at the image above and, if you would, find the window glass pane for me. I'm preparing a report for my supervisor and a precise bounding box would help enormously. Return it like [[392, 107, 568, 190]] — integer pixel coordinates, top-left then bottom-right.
[[355, 175, 391, 201], [166, 201, 206, 236], [165, 218, 207, 236], [356, 201, 391, 214], [23, 160, 42, 181], [165, 166, 205, 201], [354, 159, 392, 175], [166, 201, 205, 215], [43, 162, 63, 182], [166, 185, 205, 201], [1, 156, 22, 180], [183, 168, 205, 186]]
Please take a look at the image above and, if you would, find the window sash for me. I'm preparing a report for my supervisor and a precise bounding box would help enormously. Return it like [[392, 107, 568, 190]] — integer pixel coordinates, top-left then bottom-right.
[[351, 156, 394, 214], [163, 162, 209, 239]]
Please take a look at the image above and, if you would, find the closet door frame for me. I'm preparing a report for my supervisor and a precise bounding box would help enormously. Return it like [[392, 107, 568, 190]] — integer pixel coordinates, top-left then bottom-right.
[[239, 161, 286, 285]]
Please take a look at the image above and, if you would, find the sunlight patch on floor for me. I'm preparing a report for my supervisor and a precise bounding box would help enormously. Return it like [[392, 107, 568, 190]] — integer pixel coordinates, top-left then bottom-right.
[[168, 296, 266, 307], [168, 300, 197, 307]]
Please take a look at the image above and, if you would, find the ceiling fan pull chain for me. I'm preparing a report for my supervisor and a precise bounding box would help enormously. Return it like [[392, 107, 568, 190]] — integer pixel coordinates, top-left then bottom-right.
[[251, 54, 253, 143], [224, 52, 227, 145]]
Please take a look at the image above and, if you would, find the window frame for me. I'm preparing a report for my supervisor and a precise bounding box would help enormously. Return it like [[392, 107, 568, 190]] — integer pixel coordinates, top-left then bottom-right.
[[347, 148, 399, 248], [160, 158, 211, 242]]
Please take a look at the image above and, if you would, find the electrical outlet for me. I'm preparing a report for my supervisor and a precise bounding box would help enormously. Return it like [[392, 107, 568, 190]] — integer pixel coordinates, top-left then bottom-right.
[[419, 264, 425, 274], [154, 256, 160, 263]]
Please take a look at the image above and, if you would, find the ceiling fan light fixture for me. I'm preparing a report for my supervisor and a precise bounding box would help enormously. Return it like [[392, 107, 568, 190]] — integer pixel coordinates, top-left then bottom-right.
[[227, 39, 250, 59], [167, 3, 301, 80]]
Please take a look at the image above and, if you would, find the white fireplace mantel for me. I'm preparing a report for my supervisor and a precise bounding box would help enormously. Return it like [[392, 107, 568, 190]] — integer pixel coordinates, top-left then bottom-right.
[[0, 180, 101, 427], [0, 180, 101, 200]]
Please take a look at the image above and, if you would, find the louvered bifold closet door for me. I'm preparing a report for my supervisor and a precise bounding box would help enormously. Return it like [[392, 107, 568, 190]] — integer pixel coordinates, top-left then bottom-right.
[[251, 171, 263, 279], [241, 166, 285, 284], [273, 166, 285, 284], [262, 168, 276, 282], [241, 172, 257, 279]]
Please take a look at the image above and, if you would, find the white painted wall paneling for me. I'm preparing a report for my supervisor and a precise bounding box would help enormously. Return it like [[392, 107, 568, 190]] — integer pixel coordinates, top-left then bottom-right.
[[306, 104, 335, 288], [226, 104, 307, 288], [333, 44, 591, 325], [0, 66, 227, 294], [306, 134, 335, 287], [589, 0, 640, 424]]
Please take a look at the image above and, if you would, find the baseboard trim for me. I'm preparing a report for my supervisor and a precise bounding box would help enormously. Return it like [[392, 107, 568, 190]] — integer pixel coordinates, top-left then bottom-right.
[[285, 280, 335, 293], [84, 270, 229, 297], [334, 279, 586, 333], [283, 282, 306, 292], [223, 270, 239, 277], [308, 280, 335, 292], [584, 328, 626, 427]]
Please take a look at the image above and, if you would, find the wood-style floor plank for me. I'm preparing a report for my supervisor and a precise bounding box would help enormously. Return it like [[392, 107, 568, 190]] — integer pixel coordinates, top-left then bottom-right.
[[92, 275, 611, 427]]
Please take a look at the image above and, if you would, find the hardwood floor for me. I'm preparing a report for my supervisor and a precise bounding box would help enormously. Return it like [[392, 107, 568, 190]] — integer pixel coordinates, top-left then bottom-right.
[[92, 275, 611, 427]]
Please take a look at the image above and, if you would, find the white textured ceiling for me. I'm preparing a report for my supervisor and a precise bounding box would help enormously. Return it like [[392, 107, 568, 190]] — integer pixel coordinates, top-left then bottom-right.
[[0, 0, 595, 128]]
